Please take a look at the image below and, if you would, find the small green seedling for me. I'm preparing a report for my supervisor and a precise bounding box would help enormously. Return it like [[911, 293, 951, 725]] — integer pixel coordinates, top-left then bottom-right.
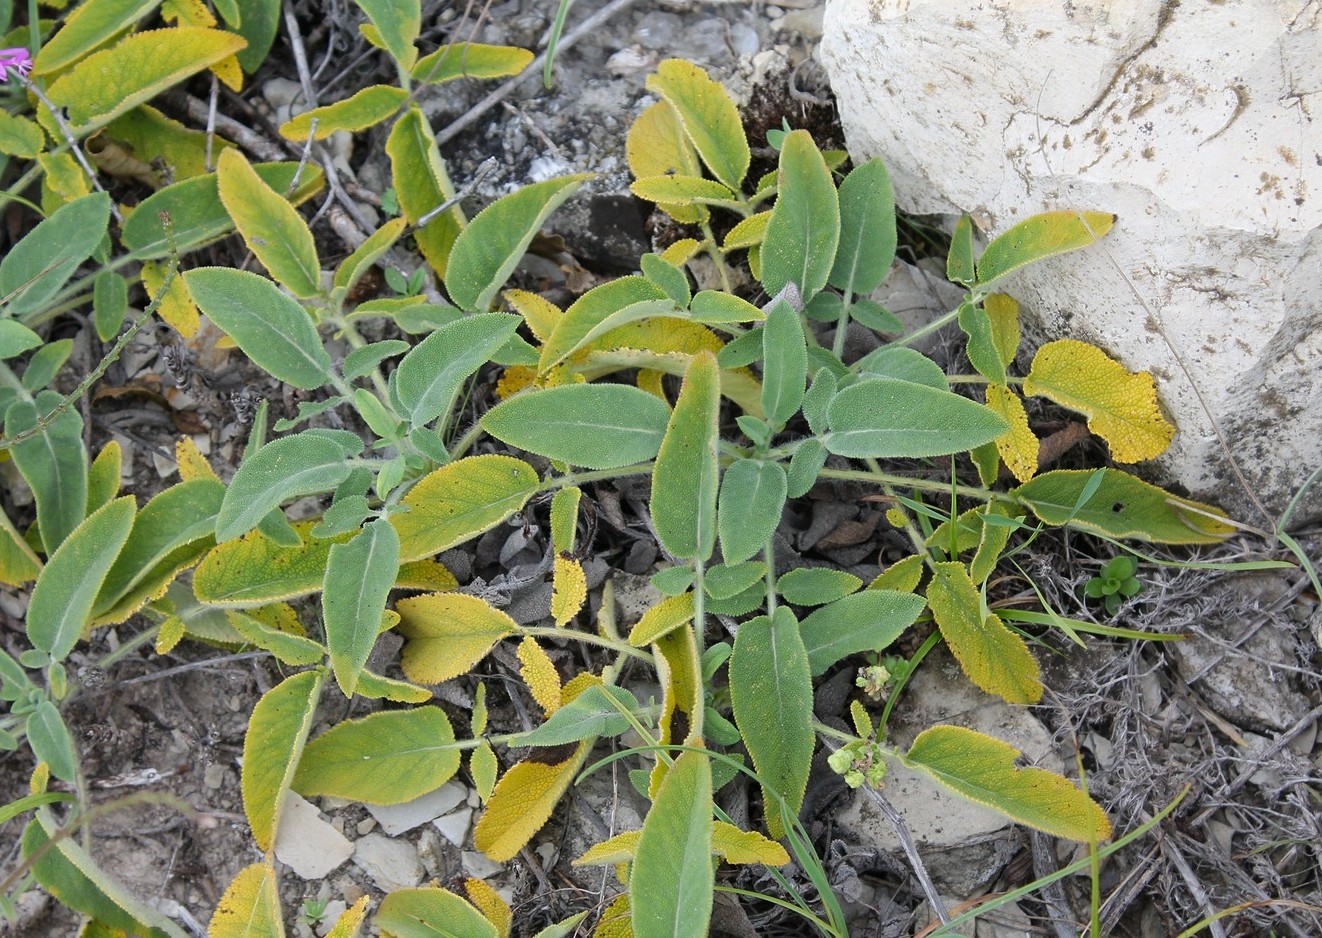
[[1085, 555, 1143, 614]]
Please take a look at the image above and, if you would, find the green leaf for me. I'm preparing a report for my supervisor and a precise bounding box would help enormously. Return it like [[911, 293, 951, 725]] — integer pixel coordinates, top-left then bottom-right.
[[800, 589, 925, 675], [342, 338, 409, 382], [630, 749, 714, 938], [1011, 468, 1234, 544], [227, 610, 326, 665], [92, 478, 224, 623], [216, 433, 359, 542], [786, 438, 827, 498], [854, 346, 947, 389], [23, 811, 184, 938], [825, 378, 1008, 458], [32, 0, 162, 74], [210, 863, 283, 938], [630, 174, 738, 205], [334, 219, 408, 295], [926, 561, 1042, 704], [509, 685, 641, 747], [93, 269, 129, 341], [646, 58, 749, 190], [28, 701, 78, 783], [5, 394, 87, 553], [387, 106, 463, 274], [445, 172, 589, 313], [374, 887, 498, 938], [294, 706, 461, 804], [27, 496, 135, 661], [776, 567, 861, 606], [280, 84, 408, 140], [641, 253, 691, 306], [394, 313, 519, 427], [481, 383, 671, 469], [958, 302, 1007, 385], [651, 352, 720, 562], [412, 41, 534, 83], [0, 321, 43, 359], [702, 561, 765, 601], [760, 129, 839, 302], [688, 290, 765, 324], [829, 157, 896, 295], [19, 340, 72, 393], [902, 725, 1112, 842], [947, 215, 976, 285], [184, 267, 331, 390], [976, 210, 1116, 288], [194, 522, 350, 607], [354, 0, 419, 68], [760, 300, 807, 430], [0, 112, 46, 160], [393, 455, 538, 562], [231, 0, 280, 71], [730, 607, 813, 839], [46, 27, 248, 131], [800, 368, 836, 436], [717, 459, 786, 565], [0, 192, 110, 318], [217, 148, 321, 298], [537, 276, 674, 371], [323, 519, 399, 697], [122, 162, 322, 259], [242, 670, 323, 851]]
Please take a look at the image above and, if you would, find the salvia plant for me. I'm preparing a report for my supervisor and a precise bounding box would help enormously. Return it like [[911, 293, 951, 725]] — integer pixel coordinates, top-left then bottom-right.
[[0, 1, 1243, 930]]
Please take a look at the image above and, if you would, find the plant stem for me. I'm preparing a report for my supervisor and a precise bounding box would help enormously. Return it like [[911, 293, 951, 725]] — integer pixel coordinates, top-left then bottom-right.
[[519, 626, 653, 663], [879, 305, 960, 352]]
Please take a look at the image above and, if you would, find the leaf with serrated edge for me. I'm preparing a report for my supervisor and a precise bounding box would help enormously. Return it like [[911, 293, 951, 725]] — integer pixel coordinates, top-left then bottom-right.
[[903, 725, 1111, 842], [209, 863, 283, 938], [730, 608, 813, 839], [517, 636, 561, 717], [393, 455, 538, 562], [926, 562, 1042, 704], [760, 129, 839, 302], [651, 352, 720, 561], [986, 384, 1039, 482], [1011, 468, 1233, 544], [294, 707, 460, 804], [800, 590, 925, 675], [646, 59, 748, 190], [27, 496, 135, 661], [324, 896, 370, 938], [551, 556, 587, 627], [474, 743, 592, 861], [217, 148, 320, 297], [412, 42, 533, 83], [630, 749, 714, 938], [324, 518, 399, 697], [397, 592, 517, 683], [32, 0, 165, 74], [242, 670, 322, 851], [1023, 339, 1174, 463], [976, 210, 1116, 288]]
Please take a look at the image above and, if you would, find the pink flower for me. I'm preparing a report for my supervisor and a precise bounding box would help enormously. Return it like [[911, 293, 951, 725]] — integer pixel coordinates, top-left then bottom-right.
[[0, 47, 34, 82]]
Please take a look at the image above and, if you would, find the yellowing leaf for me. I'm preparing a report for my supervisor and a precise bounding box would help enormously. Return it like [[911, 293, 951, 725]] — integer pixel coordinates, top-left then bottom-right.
[[325, 896, 370, 938], [869, 554, 924, 593], [141, 260, 199, 337], [551, 555, 587, 627], [850, 699, 873, 738], [0, 112, 46, 159], [575, 830, 641, 866], [595, 894, 633, 938], [711, 821, 790, 866], [0, 507, 41, 587], [48, 27, 249, 132], [217, 147, 321, 298], [105, 105, 224, 182], [660, 238, 701, 266], [33, 0, 164, 75], [392, 455, 538, 562], [154, 615, 185, 653], [926, 562, 1042, 704], [386, 105, 463, 274], [39, 152, 90, 208], [517, 636, 561, 717], [904, 724, 1112, 842], [983, 293, 1020, 368], [650, 622, 703, 796], [394, 558, 458, 591], [723, 211, 771, 250], [194, 523, 352, 607], [295, 707, 461, 804], [210, 863, 283, 938], [626, 100, 706, 225], [412, 42, 534, 83], [210, 52, 243, 90], [985, 384, 1039, 482], [1023, 339, 1174, 463], [396, 592, 517, 683], [473, 742, 592, 861], [503, 289, 562, 342], [462, 878, 512, 938], [628, 591, 695, 646], [375, 889, 496, 938], [646, 59, 749, 191], [470, 742, 498, 803], [279, 84, 408, 140], [176, 435, 219, 483], [976, 210, 1116, 287], [163, 0, 217, 27], [242, 670, 322, 851]]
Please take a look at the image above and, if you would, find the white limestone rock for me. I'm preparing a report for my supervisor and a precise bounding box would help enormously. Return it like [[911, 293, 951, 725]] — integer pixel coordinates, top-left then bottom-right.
[[821, 0, 1322, 524]]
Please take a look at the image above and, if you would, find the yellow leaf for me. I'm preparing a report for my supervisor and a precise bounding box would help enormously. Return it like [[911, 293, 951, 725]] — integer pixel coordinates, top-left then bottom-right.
[[210, 863, 282, 938], [154, 615, 185, 653], [595, 893, 634, 938], [0, 111, 46, 159], [1023, 338, 1174, 463], [723, 211, 771, 250], [470, 742, 498, 803], [280, 84, 408, 141], [411, 42, 534, 83], [392, 455, 539, 562], [396, 592, 517, 684], [210, 53, 243, 91], [105, 105, 228, 182], [473, 742, 592, 861], [176, 435, 219, 483], [217, 147, 321, 298], [649, 623, 702, 796], [710, 821, 790, 866], [48, 27, 249, 132], [983, 293, 1020, 368], [503, 289, 562, 342], [659, 238, 701, 266], [495, 364, 538, 400], [395, 558, 459, 591], [38, 152, 90, 208], [626, 100, 706, 225], [551, 555, 587, 627], [324, 896, 370, 938], [517, 636, 561, 717], [386, 105, 463, 274], [926, 562, 1042, 705], [559, 671, 601, 707], [849, 699, 873, 738], [628, 592, 695, 646], [985, 384, 1039, 482], [162, 0, 218, 26], [242, 670, 322, 851], [141, 260, 199, 337], [462, 878, 512, 938], [868, 554, 924, 593], [194, 522, 352, 607]]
